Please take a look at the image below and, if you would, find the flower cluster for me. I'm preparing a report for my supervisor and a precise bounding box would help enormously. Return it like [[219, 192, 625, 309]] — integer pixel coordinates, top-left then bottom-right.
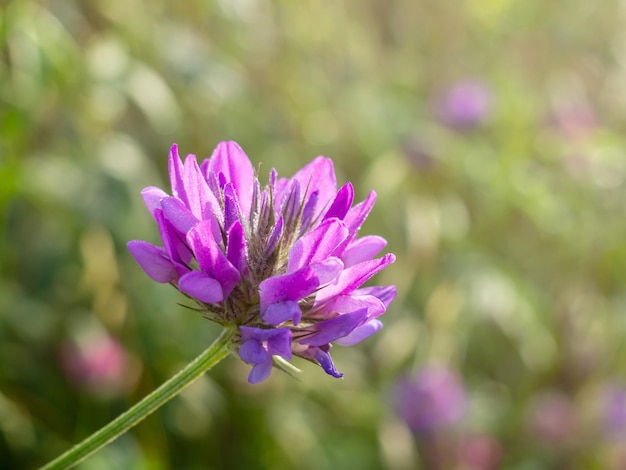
[[128, 142, 396, 383]]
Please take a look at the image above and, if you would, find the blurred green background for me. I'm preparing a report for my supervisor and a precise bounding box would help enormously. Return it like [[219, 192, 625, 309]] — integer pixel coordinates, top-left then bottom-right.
[[2, 1, 626, 468]]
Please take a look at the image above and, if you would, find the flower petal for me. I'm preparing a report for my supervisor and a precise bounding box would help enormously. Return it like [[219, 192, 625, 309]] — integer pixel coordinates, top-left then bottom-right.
[[182, 154, 221, 222], [155, 209, 193, 265], [226, 221, 248, 276], [187, 219, 241, 297], [300, 345, 343, 378], [178, 271, 224, 303], [259, 268, 319, 312], [238, 339, 268, 364], [323, 182, 354, 221], [223, 183, 242, 231], [264, 300, 302, 325], [282, 156, 337, 219], [355, 285, 398, 308], [207, 141, 256, 219], [334, 319, 383, 346], [343, 190, 376, 235], [266, 330, 293, 359], [299, 190, 319, 234], [141, 186, 168, 218], [239, 326, 293, 382], [264, 215, 283, 257], [160, 197, 198, 234], [310, 294, 385, 320], [127, 240, 180, 283], [248, 359, 273, 384], [340, 235, 387, 267], [298, 308, 369, 347], [310, 257, 344, 285], [288, 218, 349, 272], [168, 144, 186, 202], [315, 253, 396, 304]]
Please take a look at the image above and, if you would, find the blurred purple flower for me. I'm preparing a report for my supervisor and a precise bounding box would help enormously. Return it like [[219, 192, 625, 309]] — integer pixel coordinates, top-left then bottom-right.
[[433, 80, 492, 131], [393, 365, 466, 435], [60, 332, 131, 397], [128, 142, 396, 383], [601, 381, 626, 438]]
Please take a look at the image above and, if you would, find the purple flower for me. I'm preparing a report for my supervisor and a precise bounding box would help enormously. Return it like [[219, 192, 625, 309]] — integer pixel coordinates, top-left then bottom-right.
[[601, 381, 626, 438], [433, 80, 492, 131], [128, 141, 396, 383], [393, 365, 466, 435]]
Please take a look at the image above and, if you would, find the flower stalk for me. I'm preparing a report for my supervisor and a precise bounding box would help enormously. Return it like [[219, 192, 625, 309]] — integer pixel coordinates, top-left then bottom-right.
[[40, 327, 236, 470]]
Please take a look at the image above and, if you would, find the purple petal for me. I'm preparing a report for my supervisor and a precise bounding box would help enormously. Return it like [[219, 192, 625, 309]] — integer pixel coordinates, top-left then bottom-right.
[[182, 154, 221, 222], [340, 235, 387, 267], [207, 141, 256, 219], [288, 218, 349, 272], [266, 330, 293, 359], [310, 257, 344, 285], [299, 190, 319, 233], [343, 190, 376, 235], [315, 254, 396, 304], [141, 186, 168, 218], [334, 319, 383, 346], [226, 221, 248, 275], [298, 309, 369, 347], [282, 157, 337, 219], [259, 268, 319, 312], [248, 360, 273, 384], [238, 339, 268, 364], [155, 209, 193, 265], [305, 346, 343, 378], [264, 216, 283, 257], [355, 285, 398, 308], [178, 271, 224, 303], [223, 183, 242, 231], [311, 294, 385, 320], [263, 300, 302, 325], [331, 191, 377, 256], [127, 240, 180, 283], [240, 326, 292, 345], [279, 180, 301, 223], [168, 144, 186, 202], [160, 197, 198, 234], [323, 182, 354, 221], [187, 220, 241, 297], [239, 326, 293, 372]]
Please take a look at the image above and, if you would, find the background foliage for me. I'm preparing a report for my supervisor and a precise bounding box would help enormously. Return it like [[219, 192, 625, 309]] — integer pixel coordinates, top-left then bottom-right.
[[2, 1, 626, 468]]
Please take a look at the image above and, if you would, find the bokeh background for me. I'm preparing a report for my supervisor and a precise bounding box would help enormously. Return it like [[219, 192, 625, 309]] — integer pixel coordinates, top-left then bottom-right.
[[2, 1, 626, 468]]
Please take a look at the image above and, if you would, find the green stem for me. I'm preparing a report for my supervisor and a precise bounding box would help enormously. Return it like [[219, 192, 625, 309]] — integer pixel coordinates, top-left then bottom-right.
[[40, 327, 236, 470]]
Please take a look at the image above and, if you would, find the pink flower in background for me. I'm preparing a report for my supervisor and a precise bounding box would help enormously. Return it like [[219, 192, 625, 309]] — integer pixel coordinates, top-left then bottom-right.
[[458, 433, 502, 470], [549, 99, 598, 140], [525, 390, 578, 447], [60, 332, 131, 397]]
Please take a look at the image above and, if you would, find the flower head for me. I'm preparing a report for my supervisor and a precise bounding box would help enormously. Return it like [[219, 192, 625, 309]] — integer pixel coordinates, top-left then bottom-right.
[[128, 141, 396, 383]]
